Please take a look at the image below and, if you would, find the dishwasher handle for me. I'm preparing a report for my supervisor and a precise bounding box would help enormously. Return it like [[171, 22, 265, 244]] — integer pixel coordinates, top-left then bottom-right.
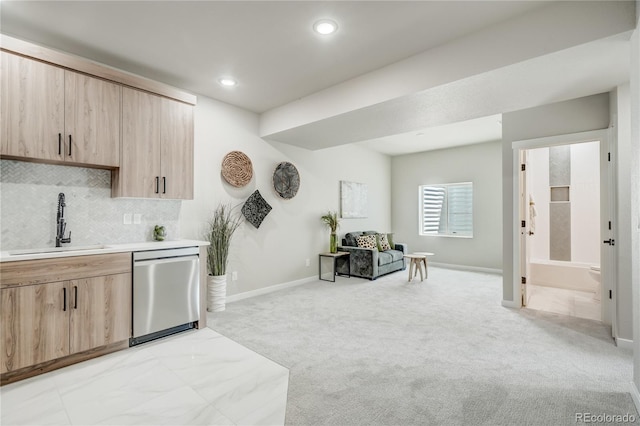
[[133, 246, 199, 261], [134, 255, 199, 267]]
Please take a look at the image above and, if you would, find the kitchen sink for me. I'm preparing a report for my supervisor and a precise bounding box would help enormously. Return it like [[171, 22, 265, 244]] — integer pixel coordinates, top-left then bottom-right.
[[6, 244, 108, 256]]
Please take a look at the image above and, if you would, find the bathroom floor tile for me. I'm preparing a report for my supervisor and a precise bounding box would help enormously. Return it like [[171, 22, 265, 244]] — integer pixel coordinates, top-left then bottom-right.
[[527, 284, 600, 321]]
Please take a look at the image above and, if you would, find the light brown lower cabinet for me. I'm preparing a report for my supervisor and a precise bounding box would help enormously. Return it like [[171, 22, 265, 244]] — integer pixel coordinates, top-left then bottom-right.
[[69, 274, 131, 354], [0, 253, 132, 384], [1, 281, 70, 372]]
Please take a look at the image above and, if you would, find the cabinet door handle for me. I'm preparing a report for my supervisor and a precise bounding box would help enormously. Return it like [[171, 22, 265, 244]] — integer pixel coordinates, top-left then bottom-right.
[[73, 286, 78, 309], [58, 133, 62, 155], [68, 135, 72, 156], [162, 177, 166, 194], [63, 287, 67, 312], [155, 176, 159, 194]]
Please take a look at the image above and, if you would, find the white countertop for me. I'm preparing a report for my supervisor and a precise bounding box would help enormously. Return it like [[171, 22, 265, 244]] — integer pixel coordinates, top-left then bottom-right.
[[0, 239, 209, 262]]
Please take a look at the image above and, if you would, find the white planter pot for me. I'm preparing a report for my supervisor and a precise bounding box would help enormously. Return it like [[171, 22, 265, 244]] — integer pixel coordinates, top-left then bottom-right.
[[207, 274, 227, 312]]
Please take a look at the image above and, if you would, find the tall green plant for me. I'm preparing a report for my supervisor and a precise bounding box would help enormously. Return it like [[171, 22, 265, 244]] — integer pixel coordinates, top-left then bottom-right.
[[205, 203, 242, 276], [321, 211, 339, 233]]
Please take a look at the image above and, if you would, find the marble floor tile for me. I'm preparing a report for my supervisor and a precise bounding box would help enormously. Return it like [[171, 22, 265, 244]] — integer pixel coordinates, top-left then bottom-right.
[[195, 360, 289, 423], [96, 386, 235, 426], [1, 408, 71, 426], [1, 376, 69, 426], [1, 328, 289, 426], [234, 386, 288, 426], [58, 357, 187, 425]]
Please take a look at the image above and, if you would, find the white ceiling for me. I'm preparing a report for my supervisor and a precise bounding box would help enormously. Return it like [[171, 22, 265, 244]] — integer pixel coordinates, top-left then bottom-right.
[[358, 114, 503, 156], [0, 1, 633, 156], [1, 1, 546, 114]]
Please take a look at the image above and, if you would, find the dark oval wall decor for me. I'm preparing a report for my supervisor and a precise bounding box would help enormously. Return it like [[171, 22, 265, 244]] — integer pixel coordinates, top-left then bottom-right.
[[272, 162, 300, 199]]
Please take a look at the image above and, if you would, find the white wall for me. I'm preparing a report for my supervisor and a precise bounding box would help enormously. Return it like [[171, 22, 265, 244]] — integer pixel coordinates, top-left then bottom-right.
[[527, 142, 600, 264], [390, 141, 502, 270], [180, 96, 391, 296], [630, 14, 639, 405]]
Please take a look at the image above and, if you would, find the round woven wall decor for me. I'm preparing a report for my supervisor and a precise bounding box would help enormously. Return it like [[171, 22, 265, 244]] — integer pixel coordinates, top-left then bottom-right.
[[221, 151, 253, 187]]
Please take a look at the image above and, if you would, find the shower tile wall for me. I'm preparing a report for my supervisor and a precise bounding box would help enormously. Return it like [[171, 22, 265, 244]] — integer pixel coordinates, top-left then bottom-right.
[[549, 146, 571, 261], [0, 160, 181, 250]]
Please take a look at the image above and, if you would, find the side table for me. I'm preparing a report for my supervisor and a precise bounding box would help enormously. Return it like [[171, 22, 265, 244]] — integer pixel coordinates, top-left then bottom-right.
[[413, 252, 435, 279], [319, 251, 350, 282], [404, 254, 427, 282]]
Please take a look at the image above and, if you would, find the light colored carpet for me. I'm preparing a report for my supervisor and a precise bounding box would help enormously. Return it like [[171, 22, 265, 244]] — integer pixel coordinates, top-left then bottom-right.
[[208, 267, 638, 426]]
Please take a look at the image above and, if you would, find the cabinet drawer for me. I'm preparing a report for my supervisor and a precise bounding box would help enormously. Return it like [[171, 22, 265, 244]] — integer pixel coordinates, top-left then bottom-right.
[[0, 253, 132, 288]]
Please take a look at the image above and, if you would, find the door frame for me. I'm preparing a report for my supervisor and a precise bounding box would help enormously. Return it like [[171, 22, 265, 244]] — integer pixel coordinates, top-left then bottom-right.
[[519, 149, 531, 306], [511, 129, 616, 329]]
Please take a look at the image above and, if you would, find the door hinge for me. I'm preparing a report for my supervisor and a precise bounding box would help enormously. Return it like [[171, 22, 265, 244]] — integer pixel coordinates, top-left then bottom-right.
[[521, 220, 526, 228], [608, 152, 611, 162], [521, 164, 526, 171], [608, 221, 612, 230], [521, 276, 527, 284], [609, 290, 612, 299]]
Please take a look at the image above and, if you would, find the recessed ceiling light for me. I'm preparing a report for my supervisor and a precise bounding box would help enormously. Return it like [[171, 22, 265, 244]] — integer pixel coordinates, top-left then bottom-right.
[[313, 19, 338, 35], [219, 78, 237, 87]]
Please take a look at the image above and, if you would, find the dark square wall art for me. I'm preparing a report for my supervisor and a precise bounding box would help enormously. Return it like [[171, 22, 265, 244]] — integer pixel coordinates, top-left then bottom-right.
[[242, 190, 272, 228]]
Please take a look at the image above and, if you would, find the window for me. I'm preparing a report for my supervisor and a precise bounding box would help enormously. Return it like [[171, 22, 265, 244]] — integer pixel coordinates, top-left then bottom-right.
[[419, 182, 473, 237]]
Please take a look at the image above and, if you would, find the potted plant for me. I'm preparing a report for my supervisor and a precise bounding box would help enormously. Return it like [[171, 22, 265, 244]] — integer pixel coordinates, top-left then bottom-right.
[[321, 211, 340, 253], [205, 203, 242, 312]]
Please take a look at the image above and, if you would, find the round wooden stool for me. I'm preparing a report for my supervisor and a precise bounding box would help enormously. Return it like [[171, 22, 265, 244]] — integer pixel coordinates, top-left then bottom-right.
[[403, 254, 427, 282]]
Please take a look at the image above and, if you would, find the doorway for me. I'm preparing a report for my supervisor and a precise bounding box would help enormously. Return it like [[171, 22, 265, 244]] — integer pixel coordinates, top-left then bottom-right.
[[512, 129, 617, 335], [521, 141, 602, 321]]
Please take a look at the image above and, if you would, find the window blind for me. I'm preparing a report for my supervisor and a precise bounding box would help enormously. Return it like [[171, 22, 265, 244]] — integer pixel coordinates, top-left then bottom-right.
[[420, 182, 473, 237]]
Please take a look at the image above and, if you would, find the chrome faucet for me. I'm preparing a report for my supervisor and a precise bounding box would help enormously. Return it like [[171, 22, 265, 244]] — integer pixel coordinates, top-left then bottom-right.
[[56, 193, 71, 247]]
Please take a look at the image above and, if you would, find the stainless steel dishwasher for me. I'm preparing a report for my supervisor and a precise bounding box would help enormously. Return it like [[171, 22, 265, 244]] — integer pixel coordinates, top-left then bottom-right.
[[131, 246, 200, 346]]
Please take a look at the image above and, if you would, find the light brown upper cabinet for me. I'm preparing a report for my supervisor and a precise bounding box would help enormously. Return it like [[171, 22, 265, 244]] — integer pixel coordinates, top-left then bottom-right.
[[1, 51, 121, 168], [64, 70, 121, 167], [1, 51, 64, 161], [115, 87, 194, 200]]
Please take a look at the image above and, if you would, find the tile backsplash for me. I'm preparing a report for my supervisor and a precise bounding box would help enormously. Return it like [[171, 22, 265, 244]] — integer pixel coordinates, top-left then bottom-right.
[[0, 160, 181, 251]]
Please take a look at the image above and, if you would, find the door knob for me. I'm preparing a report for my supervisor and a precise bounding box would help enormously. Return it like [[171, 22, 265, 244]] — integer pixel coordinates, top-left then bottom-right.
[[603, 239, 615, 246]]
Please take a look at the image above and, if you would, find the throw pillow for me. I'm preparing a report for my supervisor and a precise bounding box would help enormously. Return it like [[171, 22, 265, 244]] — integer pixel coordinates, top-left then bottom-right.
[[377, 233, 391, 251], [387, 233, 395, 249], [356, 234, 377, 250]]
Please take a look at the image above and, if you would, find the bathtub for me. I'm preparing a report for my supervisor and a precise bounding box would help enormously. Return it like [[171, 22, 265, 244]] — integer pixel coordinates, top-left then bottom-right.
[[529, 260, 598, 293]]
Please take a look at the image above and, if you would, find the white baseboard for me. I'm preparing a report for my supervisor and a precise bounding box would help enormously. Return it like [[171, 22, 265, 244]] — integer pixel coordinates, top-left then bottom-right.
[[430, 262, 503, 275], [226, 276, 316, 303], [631, 381, 640, 415], [501, 299, 521, 309], [615, 337, 634, 350]]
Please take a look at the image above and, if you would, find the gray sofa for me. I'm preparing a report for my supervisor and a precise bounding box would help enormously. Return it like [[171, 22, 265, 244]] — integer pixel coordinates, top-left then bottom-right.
[[337, 231, 407, 280]]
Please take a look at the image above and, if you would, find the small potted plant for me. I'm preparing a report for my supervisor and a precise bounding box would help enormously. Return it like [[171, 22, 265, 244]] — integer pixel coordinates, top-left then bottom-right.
[[321, 211, 340, 253], [205, 203, 243, 312], [153, 225, 166, 241]]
